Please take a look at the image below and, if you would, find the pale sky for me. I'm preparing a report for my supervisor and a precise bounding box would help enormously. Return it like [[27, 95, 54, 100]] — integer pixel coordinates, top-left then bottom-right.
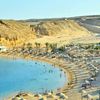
[[0, 0, 100, 19]]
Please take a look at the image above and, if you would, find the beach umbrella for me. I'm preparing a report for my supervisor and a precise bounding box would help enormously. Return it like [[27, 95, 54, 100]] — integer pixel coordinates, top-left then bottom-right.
[[38, 97, 43, 100], [85, 80, 90, 85], [87, 94, 93, 100], [12, 97, 24, 100], [81, 90, 87, 100], [46, 93, 53, 98], [47, 94, 57, 99], [34, 94, 43, 98], [89, 77, 95, 81], [38, 94, 42, 98], [95, 70, 99, 73], [82, 90, 87, 94], [59, 93, 68, 99], [39, 97, 47, 100], [47, 92, 52, 96]]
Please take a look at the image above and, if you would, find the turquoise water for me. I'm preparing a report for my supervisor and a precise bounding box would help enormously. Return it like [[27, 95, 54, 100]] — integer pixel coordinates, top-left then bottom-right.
[[0, 57, 67, 99]]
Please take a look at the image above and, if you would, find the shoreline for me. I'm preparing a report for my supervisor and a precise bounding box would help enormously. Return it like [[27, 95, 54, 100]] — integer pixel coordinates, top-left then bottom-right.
[[0, 53, 74, 98]]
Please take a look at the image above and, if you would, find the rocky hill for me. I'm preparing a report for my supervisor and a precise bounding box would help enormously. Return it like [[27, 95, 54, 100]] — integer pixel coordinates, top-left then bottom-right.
[[0, 15, 100, 48], [30, 20, 90, 36], [0, 20, 35, 47], [24, 18, 98, 46]]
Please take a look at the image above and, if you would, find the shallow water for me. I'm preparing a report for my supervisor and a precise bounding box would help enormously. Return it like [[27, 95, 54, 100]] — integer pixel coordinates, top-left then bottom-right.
[[0, 57, 67, 99]]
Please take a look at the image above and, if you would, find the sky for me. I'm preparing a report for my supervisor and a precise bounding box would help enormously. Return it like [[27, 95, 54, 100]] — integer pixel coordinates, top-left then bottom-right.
[[0, 0, 100, 19]]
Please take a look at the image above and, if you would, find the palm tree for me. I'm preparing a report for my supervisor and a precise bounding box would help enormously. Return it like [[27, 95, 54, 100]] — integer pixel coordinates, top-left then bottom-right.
[[38, 43, 41, 48], [35, 42, 41, 54], [45, 42, 49, 53], [50, 43, 57, 52], [27, 43, 32, 51], [37, 43, 41, 53], [59, 45, 66, 52], [0, 34, 1, 41], [35, 42, 38, 48]]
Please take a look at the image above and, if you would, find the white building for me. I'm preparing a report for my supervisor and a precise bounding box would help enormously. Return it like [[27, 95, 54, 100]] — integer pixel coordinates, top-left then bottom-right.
[[0, 46, 7, 52]]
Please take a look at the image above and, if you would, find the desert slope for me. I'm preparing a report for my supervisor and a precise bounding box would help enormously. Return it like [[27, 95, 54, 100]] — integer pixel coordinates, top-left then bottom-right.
[[32, 20, 90, 36], [0, 20, 35, 47], [25, 19, 98, 46], [0, 17, 99, 48]]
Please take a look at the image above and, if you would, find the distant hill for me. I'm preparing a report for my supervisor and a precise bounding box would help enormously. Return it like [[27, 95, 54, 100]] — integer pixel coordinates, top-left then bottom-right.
[[23, 19, 91, 36], [69, 15, 100, 37], [23, 15, 100, 36], [0, 15, 100, 48]]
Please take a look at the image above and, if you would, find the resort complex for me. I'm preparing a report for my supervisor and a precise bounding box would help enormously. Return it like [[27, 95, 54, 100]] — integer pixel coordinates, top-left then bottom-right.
[[2, 42, 99, 100], [0, 16, 100, 100]]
